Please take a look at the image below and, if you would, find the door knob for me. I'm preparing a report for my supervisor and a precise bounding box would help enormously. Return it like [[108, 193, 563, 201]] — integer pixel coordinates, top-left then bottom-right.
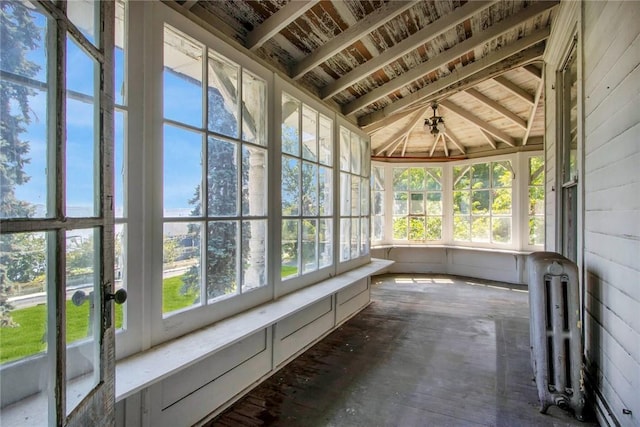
[[105, 288, 127, 304]]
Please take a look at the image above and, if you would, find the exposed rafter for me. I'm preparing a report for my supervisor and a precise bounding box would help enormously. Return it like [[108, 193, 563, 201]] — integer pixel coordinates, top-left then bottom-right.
[[246, 1, 319, 51], [523, 78, 545, 145], [373, 106, 429, 156], [443, 131, 466, 154], [363, 104, 425, 136], [442, 134, 449, 157], [291, 1, 418, 80], [181, 0, 198, 10], [387, 135, 408, 157], [523, 64, 543, 80], [465, 88, 527, 129], [429, 134, 441, 157], [342, 2, 557, 116], [493, 76, 535, 104], [320, 0, 497, 100], [440, 100, 516, 147], [480, 129, 498, 149], [359, 31, 548, 127]]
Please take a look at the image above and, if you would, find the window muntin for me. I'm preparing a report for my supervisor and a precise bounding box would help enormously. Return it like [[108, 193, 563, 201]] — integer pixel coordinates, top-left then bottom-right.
[[528, 156, 545, 246], [339, 127, 370, 262], [162, 25, 268, 316], [453, 161, 513, 244], [392, 167, 443, 241], [281, 93, 334, 280]]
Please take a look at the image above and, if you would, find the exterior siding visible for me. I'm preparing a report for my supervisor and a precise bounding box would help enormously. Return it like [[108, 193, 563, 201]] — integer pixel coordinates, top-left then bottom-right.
[[582, 2, 640, 426]]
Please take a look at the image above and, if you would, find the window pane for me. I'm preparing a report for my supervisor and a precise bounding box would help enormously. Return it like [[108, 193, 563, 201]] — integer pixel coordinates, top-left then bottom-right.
[[242, 70, 266, 145], [393, 168, 409, 190], [453, 191, 469, 214], [350, 135, 361, 174], [351, 176, 360, 217], [372, 166, 384, 191], [410, 193, 424, 215], [425, 168, 442, 191], [361, 137, 370, 177], [472, 163, 489, 189], [529, 156, 544, 186], [282, 219, 299, 279], [67, 0, 97, 46], [163, 25, 203, 127], [0, 232, 48, 364], [426, 192, 442, 215], [529, 217, 545, 246], [163, 124, 202, 217], [372, 216, 384, 241], [529, 187, 544, 215], [114, 110, 125, 218], [492, 189, 512, 215], [471, 190, 490, 215], [66, 37, 97, 217], [409, 168, 425, 191], [360, 218, 369, 255], [360, 176, 370, 216], [319, 219, 332, 269], [318, 115, 332, 166], [318, 166, 332, 216], [302, 162, 318, 216], [339, 127, 350, 172], [242, 145, 267, 216], [409, 217, 425, 240], [373, 191, 384, 216], [340, 218, 350, 261], [302, 219, 318, 274], [453, 216, 470, 241], [350, 218, 359, 259], [302, 105, 317, 161], [114, 224, 125, 331], [115, 0, 126, 106], [453, 166, 470, 190], [492, 217, 511, 243], [242, 220, 266, 291], [492, 161, 511, 188], [65, 228, 99, 414], [393, 192, 408, 215], [163, 222, 201, 315], [393, 216, 407, 240], [207, 221, 238, 300], [207, 52, 239, 138], [340, 173, 351, 217], [425, 217, 442, 241], [471, 217, 490, 242], [207, 137, 238, 217], [281, 93, 300, 156], [282, 156, 300, 216]]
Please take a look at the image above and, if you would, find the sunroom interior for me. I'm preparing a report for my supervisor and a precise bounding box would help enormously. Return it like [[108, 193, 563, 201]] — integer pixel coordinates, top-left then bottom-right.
[[0, 0, 638, 426]]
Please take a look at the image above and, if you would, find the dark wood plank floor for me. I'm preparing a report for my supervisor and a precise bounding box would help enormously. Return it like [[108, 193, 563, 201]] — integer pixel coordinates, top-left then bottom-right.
[[204, 274, 598, 426]]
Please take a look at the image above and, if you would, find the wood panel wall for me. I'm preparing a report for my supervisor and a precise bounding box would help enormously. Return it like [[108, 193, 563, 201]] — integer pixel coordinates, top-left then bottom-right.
[[582, 2, 639, 426]]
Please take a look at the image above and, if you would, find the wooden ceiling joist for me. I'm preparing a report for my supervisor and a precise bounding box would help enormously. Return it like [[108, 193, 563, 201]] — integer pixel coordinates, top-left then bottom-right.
[[440, 100, 516, 147], [320, 0, 497, 100], [372, 106, 429, 156], [523, 78, 545, 145], [387, 136, 407, 157], [342, 1, 557, 116], [291, 0, 419, 79], [464, 88, 527, 129], [359, 29, 548, 127], [246, 0, 319, 51], [523, 64, 543, 80], [493, 76, 535, 104], [363, 104, 425, 136]]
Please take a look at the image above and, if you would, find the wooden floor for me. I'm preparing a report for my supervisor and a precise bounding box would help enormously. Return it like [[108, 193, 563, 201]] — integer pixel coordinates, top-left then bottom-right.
[[205, 274, 598, 427]]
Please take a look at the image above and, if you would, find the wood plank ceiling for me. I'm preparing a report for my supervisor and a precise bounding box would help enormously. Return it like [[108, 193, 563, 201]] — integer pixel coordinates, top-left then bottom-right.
[[172, 0, 558, 160]]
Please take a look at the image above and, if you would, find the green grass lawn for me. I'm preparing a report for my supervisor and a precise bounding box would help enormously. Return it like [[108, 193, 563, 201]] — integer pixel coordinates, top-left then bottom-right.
[[2, 267, 299, 364]]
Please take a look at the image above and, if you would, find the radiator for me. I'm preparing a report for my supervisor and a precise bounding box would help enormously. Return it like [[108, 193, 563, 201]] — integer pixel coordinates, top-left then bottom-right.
[[527, 252, 586, 420]]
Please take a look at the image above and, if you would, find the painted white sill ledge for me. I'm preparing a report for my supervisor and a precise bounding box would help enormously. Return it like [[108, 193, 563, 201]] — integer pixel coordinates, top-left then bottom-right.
[[115, 258, 394, 401]]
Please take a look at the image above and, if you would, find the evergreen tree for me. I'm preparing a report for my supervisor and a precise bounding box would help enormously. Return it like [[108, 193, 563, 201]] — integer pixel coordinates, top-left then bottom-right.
[[0, 2, 41, 326]]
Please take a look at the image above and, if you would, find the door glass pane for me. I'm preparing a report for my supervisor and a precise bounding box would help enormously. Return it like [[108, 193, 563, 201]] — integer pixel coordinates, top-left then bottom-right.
[[208, 51, 239, 138], [67, 0, 97, 46], [207, 221, 238, 300], [66, 228, 99, 415], [207, 138, 238, 217], [242, 70, 266, 146], [114, 0, 126, 106], [163, 25, 203, 128], [114, 110, 125, 218], [242, 220, 266, 291], [163, 222, 201, 316], [163, 125, 202, 217], [114, 224, 125, 330], [66, 37, 97, 218]]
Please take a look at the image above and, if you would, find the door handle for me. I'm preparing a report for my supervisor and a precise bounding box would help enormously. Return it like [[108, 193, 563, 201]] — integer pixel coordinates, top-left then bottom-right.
[[105, 288, 127, 304]]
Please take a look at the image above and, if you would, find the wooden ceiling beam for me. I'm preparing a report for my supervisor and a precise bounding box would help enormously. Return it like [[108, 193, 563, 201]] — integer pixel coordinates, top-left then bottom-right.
[[363, 104, 425, 136], [372, 106, 429, 156], [493, 75, 535, 104], [440, 100, 516, 147], [321, 0, 497, 100], [442, 134, 449, 157], [247, 0, 319, 51], [429, 134, 441, 157], [291, 0, 418, 79], [443, 131, 466, 154], [387, 136, 407, 157], [523, 78, 545, 145], [181, 1, 199, 11], [359, 37, 547, 128], [523, 64, 543, 80], [342, 2, 557, 116], [465, 88, 527, 129]]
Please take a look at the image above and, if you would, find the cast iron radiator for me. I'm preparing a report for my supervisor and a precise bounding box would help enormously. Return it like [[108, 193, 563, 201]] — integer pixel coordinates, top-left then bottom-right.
[[527, 252, 586, 420]]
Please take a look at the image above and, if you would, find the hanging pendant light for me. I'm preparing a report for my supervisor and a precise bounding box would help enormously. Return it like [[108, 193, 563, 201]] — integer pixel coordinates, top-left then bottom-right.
[[424, 103, 445, 137]]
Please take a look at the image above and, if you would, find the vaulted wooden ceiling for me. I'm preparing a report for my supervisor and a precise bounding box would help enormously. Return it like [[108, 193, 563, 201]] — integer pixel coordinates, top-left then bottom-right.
[[171, 0, 558, 160]]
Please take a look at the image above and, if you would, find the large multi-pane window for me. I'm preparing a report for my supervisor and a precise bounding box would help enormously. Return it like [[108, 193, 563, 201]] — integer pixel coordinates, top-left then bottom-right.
[[281, 93, 334, 280], [528, 156, 545, 246], [392, 167, 443, 241], [339, 126, 370, 262], [371, 165, 385, 242], [453, 161, 513, 244], [162, 25, 267, 316]]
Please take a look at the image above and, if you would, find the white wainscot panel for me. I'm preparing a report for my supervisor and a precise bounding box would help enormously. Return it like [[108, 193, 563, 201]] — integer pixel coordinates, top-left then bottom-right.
[[336, 278, 371, 325]]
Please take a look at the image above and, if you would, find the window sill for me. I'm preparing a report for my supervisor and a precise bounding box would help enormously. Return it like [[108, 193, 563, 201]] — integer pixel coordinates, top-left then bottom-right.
[[371, 244, 534, 256], [115, 258, 394, 401]]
